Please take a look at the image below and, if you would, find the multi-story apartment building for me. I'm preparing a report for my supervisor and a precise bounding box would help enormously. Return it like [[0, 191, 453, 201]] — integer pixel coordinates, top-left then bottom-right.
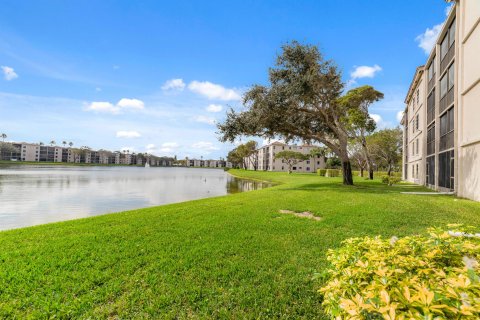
[[403, 66, 426, 185], [185, 158, 232, 168], [1, 142, 174, 167], [244, 141, 326, 173], [401, 0, 480, 201]]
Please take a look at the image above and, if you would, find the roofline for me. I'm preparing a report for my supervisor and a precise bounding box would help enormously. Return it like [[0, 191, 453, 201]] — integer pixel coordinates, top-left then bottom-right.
[[404, 66, 425, 104]]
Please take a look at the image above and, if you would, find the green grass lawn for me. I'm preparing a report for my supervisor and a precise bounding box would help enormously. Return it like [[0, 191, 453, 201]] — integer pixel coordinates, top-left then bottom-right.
[[1, 170, 479, 318]]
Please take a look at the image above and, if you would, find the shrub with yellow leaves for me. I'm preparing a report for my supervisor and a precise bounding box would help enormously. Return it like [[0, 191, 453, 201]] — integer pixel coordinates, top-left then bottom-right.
[[318, 225, 480, 319]]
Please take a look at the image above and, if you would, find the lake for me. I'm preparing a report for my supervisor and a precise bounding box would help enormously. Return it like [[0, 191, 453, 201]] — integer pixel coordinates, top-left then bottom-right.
[[0, 166, 271, 231]]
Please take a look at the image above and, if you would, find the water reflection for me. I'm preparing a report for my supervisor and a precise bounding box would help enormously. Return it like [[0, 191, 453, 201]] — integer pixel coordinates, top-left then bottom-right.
[[0, 166, 272, 231]]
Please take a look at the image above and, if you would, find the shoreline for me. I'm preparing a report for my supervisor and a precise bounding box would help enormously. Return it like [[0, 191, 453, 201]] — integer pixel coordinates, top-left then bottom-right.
[[1, 170, 479, 318]]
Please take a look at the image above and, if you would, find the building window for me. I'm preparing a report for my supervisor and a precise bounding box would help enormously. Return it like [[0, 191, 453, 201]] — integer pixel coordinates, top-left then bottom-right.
[[292, 167, 297, 170], [440, 34, 449, 60], [440, 74, 448, 98], [449, 19, 456, 48], [438, 150, 454, 189], [440, 107, 455, 151], [416, 114, 419, 131], [306, 167, 310, 171], [428, 59, 435, 81], [416, 164, 419, 179], [306, 160, 310, 164], [416, 138, 419, 155], [427, 124, 436, 155], [448, 63, 455, 90]]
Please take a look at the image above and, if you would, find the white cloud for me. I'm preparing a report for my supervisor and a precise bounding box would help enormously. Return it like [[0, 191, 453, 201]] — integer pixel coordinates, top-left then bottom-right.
[[1, 66, 18, 81], [116, 130, 141, 138], [117, 98, 144, 110], [113, 65, 120, 70], [162, 78, 186, 91], [146, 142, 180, 154], [396, 111, 405, 122], [351, 65, 382, 80], [188, 81, 241, 101], [416, 24, 443, 55], [95, 87, 102, 92], [192, 141, 219, 152], [85, 101, 119, 114], [85, 98, 145, 114], [194, 115, 216, 125], [162, 142, 179, 148], [206, 104, 223, 113], [370, 114, 382, 124], [445, 4, 454, 16]]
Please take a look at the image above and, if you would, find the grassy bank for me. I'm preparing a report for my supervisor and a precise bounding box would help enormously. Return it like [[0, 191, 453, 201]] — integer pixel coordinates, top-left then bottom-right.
[[0, 170, 479, 318]]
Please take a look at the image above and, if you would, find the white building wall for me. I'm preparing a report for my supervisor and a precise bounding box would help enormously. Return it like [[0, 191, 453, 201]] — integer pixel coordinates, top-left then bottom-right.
[[457, 0, 480, 201]]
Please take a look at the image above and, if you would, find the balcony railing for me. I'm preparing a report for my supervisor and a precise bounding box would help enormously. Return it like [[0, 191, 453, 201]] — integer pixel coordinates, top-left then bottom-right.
[[440, 45, 455, 75], [439, 87, 454, 114], [428, 76, 435, 93], [440, 131, 454, 151]]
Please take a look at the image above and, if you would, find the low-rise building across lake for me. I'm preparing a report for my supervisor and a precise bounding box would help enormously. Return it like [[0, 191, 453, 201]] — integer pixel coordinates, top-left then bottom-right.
[[244, 141, 326, 173], [0, 142, 175, 167]]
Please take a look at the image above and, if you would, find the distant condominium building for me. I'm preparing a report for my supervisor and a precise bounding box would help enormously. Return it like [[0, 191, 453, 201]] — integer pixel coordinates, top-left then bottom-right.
[[401, 0, 480, 201], [244, 141, 326, 173], [185, 158, 232, 168], [0, 142, 174, 167]]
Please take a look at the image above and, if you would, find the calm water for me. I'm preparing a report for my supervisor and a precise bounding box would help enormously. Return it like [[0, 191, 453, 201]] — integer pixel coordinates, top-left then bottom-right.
[[0, 166, 271, 231]]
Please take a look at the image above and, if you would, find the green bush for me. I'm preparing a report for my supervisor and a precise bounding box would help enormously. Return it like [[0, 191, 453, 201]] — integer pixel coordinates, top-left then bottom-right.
[[352, 170, 360, 177], [317, 169, 327, 177], [326, 169, 340, 177], [319, 226, 480, 319], [376, 171, 402, 178], [381, 175, 401, 186]]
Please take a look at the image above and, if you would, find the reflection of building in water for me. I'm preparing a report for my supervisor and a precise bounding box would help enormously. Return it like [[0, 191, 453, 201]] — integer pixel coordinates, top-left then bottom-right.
[[226, 177, 271, 194]]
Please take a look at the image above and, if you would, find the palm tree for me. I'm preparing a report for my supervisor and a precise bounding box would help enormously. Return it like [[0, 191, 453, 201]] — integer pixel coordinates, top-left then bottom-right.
[[68, 142, 73, 148], [1, 133, 6, 142], [62, 141, 67, 148], [50, 140, 56, 146], [39, 142, 44, 146]]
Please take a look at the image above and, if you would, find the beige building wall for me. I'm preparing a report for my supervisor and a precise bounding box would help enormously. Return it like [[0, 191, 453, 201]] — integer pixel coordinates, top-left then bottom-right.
[[403, 67, 426, 185], [20, 143, 39, 162], [457, 0, 480, 201]]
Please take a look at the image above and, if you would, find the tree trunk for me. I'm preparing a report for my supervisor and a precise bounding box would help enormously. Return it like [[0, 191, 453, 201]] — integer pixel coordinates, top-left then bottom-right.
[[342, 160, 354, 185], [387, 165, 392, 176], [360, 168, 364, 177], [369, 168, 374, 180]]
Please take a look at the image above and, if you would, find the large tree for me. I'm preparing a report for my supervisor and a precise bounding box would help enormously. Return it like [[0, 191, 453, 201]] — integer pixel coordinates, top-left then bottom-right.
[[217, 41, 383, 185], [338, 86, 383, 179], [367, 127, 403, 176], [227, 140, 259, 170]]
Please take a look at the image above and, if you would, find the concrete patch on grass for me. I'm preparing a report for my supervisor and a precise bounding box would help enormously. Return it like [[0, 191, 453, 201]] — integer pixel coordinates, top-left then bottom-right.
[[278, 210, 321, 221]]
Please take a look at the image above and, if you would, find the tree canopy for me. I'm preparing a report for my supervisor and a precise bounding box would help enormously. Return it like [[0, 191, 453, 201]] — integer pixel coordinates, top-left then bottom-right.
[[218, 41, 383, 185]]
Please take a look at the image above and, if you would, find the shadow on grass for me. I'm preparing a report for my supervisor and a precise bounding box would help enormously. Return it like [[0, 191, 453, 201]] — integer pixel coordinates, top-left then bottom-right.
[[282, 180, 433, 195]]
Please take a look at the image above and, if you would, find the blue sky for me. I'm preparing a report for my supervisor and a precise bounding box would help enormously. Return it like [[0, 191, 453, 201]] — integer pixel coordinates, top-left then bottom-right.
[[0, 0, 452, 159]]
